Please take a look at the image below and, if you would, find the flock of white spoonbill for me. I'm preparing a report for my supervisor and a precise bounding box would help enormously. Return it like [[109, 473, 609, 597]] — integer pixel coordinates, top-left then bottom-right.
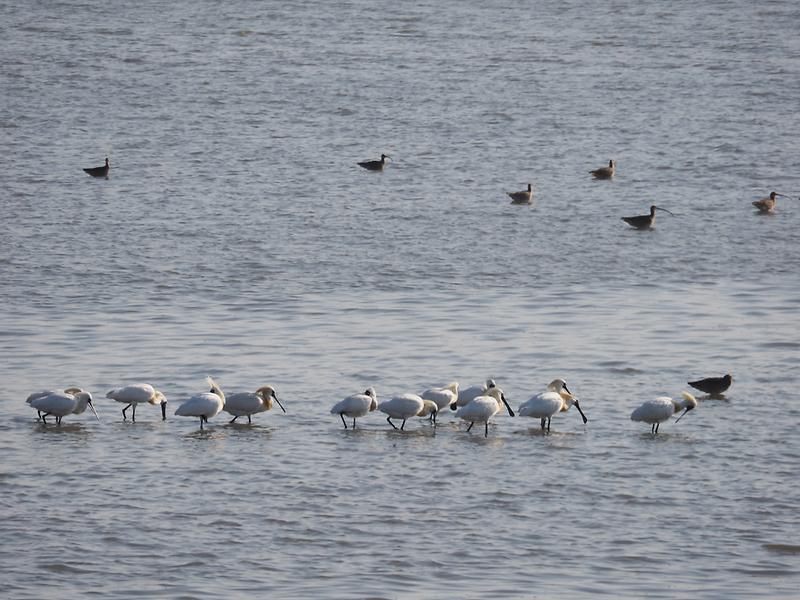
[[25, 373, 732, 437]]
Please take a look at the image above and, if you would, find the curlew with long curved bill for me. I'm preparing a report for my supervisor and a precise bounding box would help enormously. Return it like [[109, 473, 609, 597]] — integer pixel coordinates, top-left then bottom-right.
[[83, 157, 109, 178], [357, 154, 390, 171], [507, 183, 533, 204], [621, 205, 674, 230], [688, 374, 732, 397], [590, 159, 616, 179], [752, 191, 790, 213]]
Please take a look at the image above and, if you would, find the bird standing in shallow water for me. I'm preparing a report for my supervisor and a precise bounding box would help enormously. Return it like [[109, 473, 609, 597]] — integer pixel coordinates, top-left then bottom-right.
[[106, 383, 167, 422], [752, 191, 789, 213], [630, 392, 697, 434], [28, 389, 100, 425], [454, 387, 514, 437], [174, 377, 225, 430], [378, 393, 425, 431], [688, 374, 732, 397], [357, 154, 390, 171], [590, 159, 615, 179], [330, 387, 377, 429], [517, 378, 587, 432], [83, 157, 109, 178], [224, 386, 285, 424], [507, 183, 533, 204], [621, 205, 675, 230]]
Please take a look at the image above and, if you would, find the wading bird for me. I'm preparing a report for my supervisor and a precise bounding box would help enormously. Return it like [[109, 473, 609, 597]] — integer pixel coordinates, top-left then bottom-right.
[[455, 387, 514, 437], [630, 392, 697, 434], [330, 387, 377, 429], [224, 386, 285, 424], [378, 393, 426, 431], [28, 389, 100, 425], [688, 374, 732, 397], [420, 381, 459, 413], [621, 205, 674, 229], [752, 191, 790, 213], [174, 377, 225, 430], [518, 378, 587, 432], [106, 383, 167, 422]]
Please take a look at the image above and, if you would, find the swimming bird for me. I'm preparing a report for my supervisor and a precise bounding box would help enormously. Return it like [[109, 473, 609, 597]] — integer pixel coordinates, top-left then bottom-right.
[[452, 379, 496, 410], [507, 183, 533, 204], [752, 191, 789, 213], [455, 387, 514, 437], [357, 154, 390, 171], [630, 392, 697, 434], [420, 381, 459, 413], [590, 159, 616, 179], [621, 205, 675, 230], [518, 378, 587, 432], [331, 387, 378, 429], [83, 157, 109, 178], [688, 374, 732, 397], [28, 389, 100, 425], [224, 386, 285, 424], [106, 383, 167, 422], [378, 393, 426, 431], [174, 377, 225, 430]]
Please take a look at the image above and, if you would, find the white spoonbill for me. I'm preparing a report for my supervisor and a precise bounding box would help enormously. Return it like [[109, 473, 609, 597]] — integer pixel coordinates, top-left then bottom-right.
[[378, 393, 426, 431], [106, 383, 167, 422], [416, 399, 439, 426], [28, 389, 100, 425], [224, 385, 285, 424], [455, 387, 514, 437], [420, 381, 459, 412], [452, 379, 496, 410], [330, 387, 377, 429], [630, 392, 697, 434], [517, 378, 588, 431], [26, 387, 85, 420], [174, 377, 225, 430]]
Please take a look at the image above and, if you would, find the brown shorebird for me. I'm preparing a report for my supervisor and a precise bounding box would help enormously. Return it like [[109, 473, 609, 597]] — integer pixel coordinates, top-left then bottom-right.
[[688, 374, 732, 397], [83, 157, 109, 178], [621, 205, 674, 229], [590, 159, 616, 179], [752, 191, 789, 213], [357, 154, 390, 171], [507, 183, 533, 204]]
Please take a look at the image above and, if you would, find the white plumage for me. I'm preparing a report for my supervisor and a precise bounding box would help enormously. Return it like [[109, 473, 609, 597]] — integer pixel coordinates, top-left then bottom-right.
[[330, 387, 377, 429], [420, 381, 459, 411], [106, 383, 168, 421], [224, 386, 285, 424], [631, 392, 697, 434], [453, 379, 496, 409], [378, 393, 426, 431], [28, 389, 99, 425], [174, 377, 226, 430], [455, 387, 514, 437], [518, 378, 588, 431]]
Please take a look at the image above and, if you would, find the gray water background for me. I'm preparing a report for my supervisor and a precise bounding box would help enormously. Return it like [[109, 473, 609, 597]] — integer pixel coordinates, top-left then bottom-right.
[[1, 1, 799, 598]]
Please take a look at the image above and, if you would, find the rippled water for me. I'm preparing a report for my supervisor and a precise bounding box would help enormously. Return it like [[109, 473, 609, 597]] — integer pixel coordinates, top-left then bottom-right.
[[2, 1, 800, 598]]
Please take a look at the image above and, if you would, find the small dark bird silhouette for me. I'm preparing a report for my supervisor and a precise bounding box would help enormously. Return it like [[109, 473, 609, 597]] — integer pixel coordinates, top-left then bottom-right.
[[507, 183, 533, 204], [358, 154, 390, 171], [688, 374, 732, 397], [590, 159, 616, 179], [621, 205, 674, 230], [83, 157, 109, 178]]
